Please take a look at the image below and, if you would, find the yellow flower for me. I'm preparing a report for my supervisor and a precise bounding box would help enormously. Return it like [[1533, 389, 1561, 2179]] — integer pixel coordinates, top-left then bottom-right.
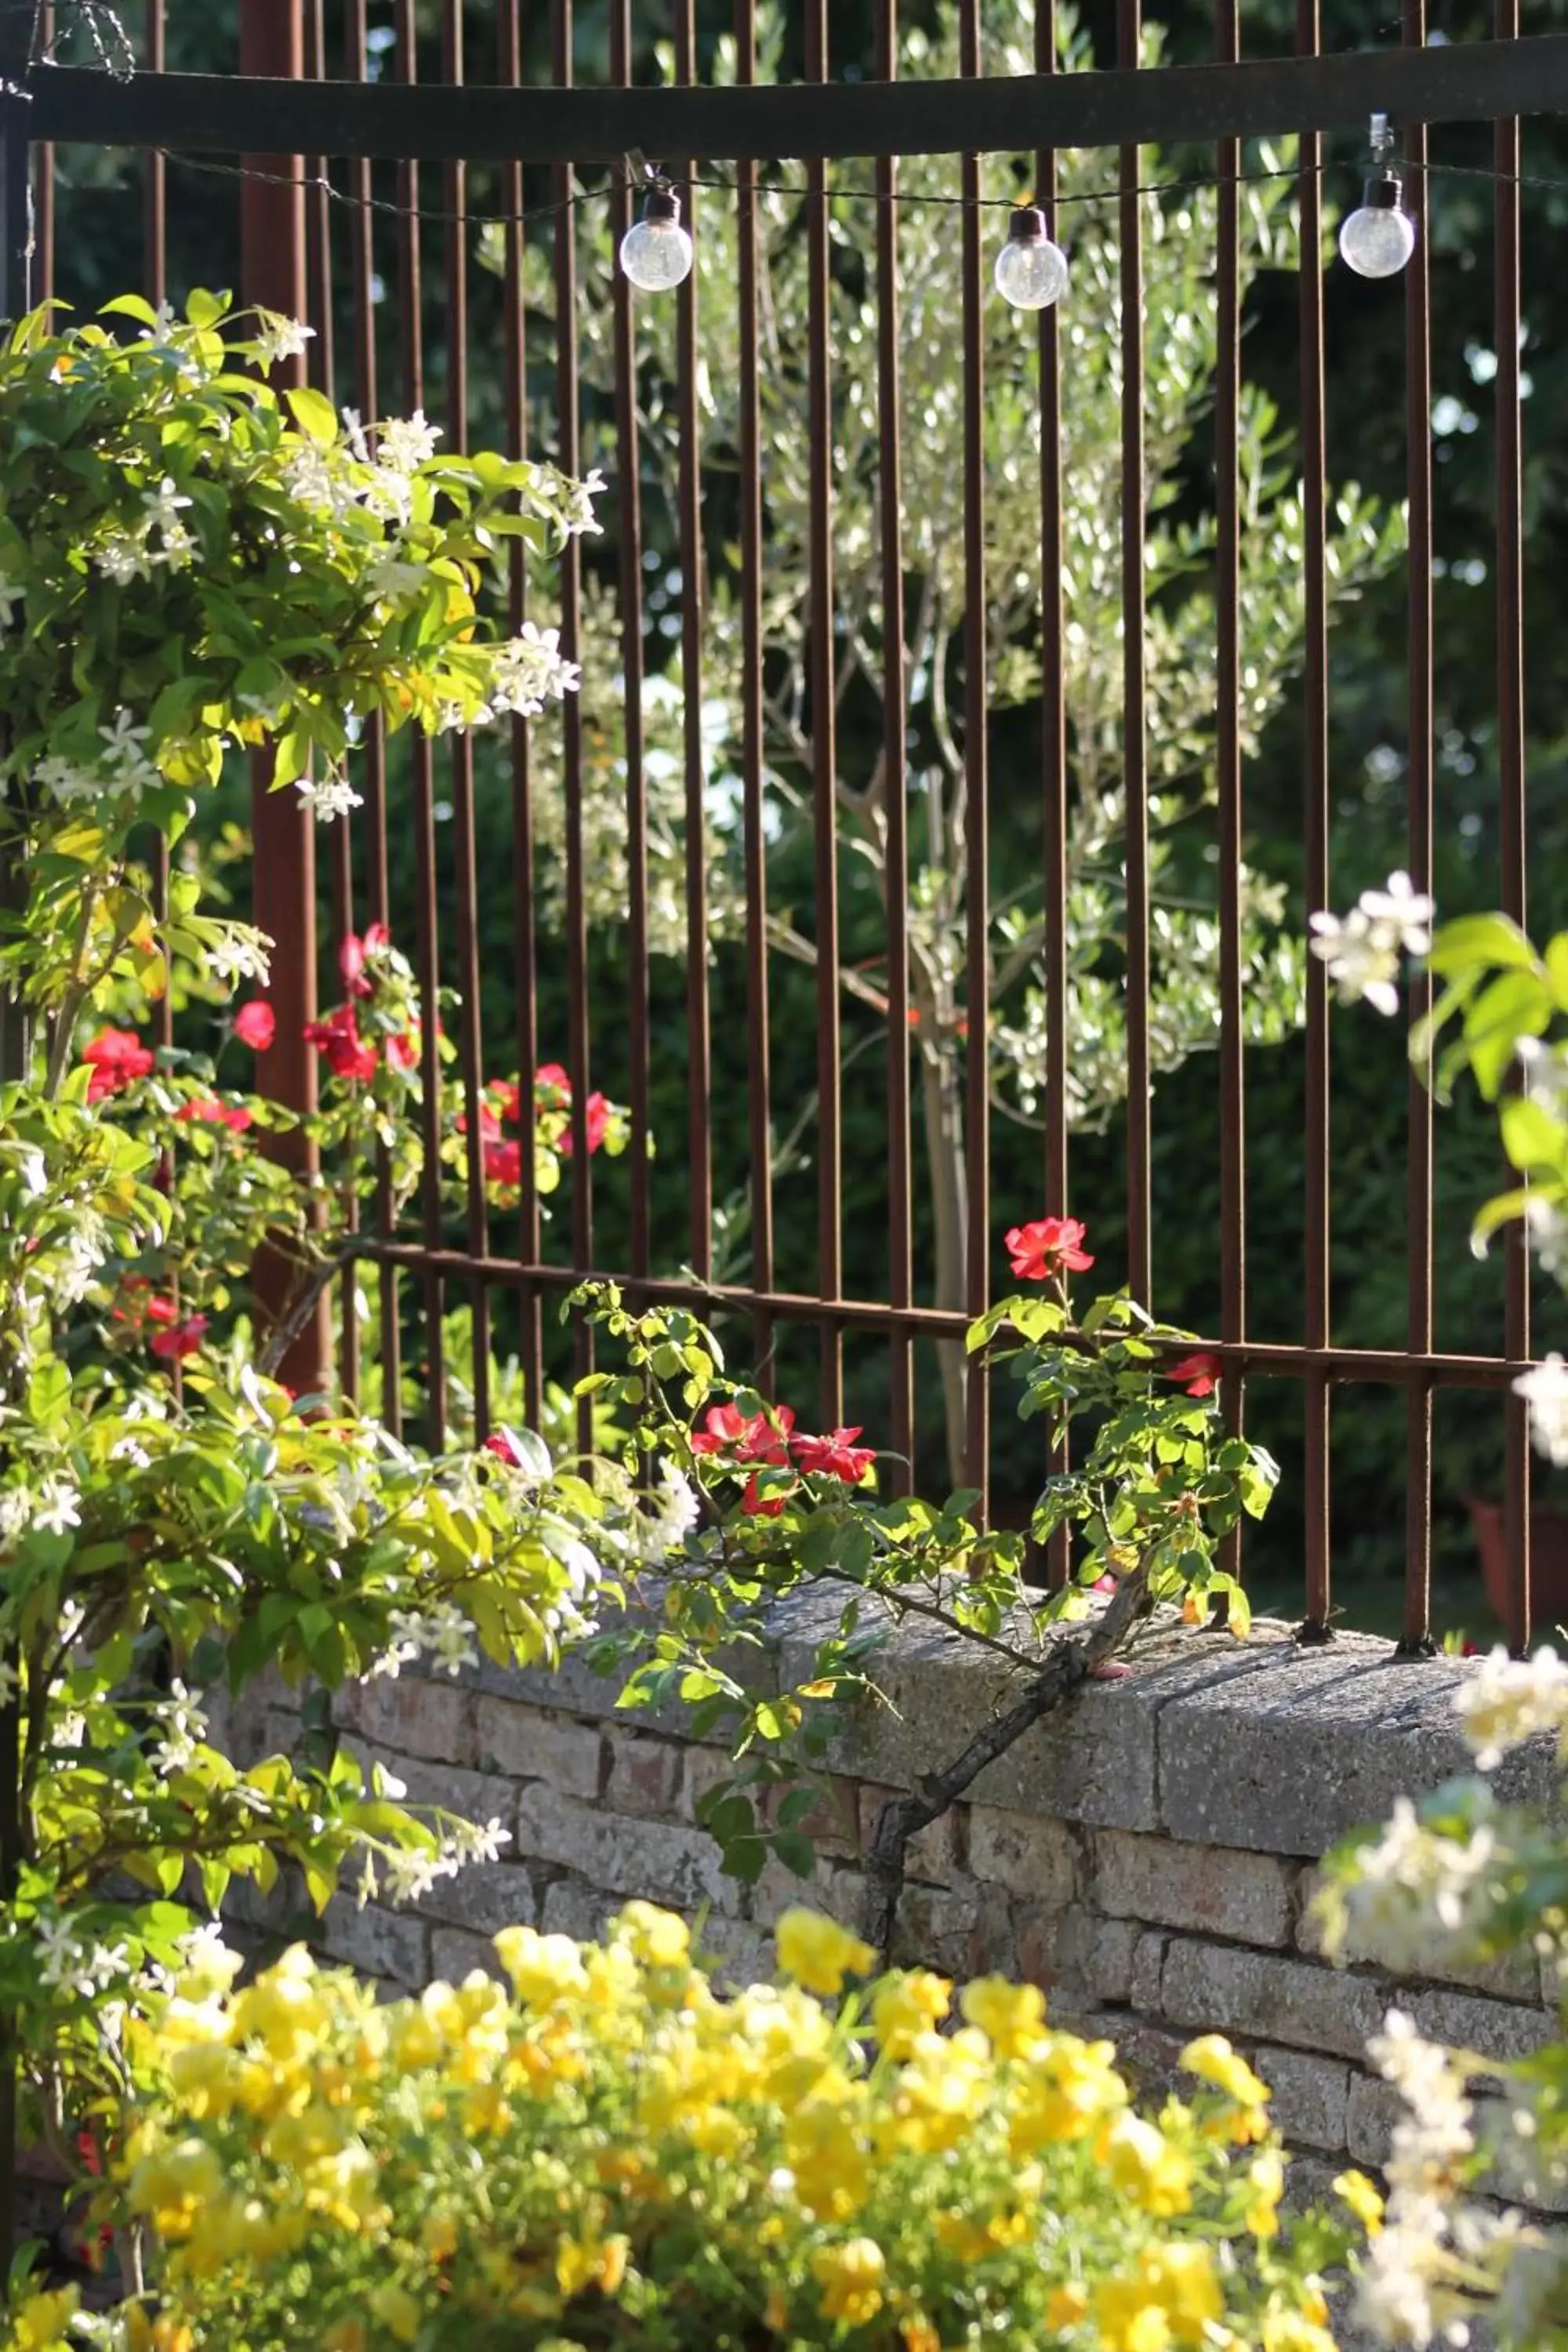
[[1260, 2305, 1338, 2352], [1046, 2281, 1091, 2330], [900, 2318, 942, 2352], [368, 2283, 423, 2343], [775, 1908, 877, 1998], [613, 1900, 691, 1968], [786, 2098, 873, 2218], [958, 1975, 1047, 2057], [7, 2288, 79, 2352], [556, 2234, 630, 2299], [126, 2135, 225, 2238], [811, 2238, 886, 2328], [1007, 2034, 1127, 2151], [1094, 2278, 1172, 2352], [871, 1969, 951, 2058], [1178, 2034, 1271, 2108], [1141, 2243, 1223, 2346], [493, 1926, 590, 2006], [1244, 2149, 1286, 2238], [1097, 2112, 1194, 2217], [423, 2212, 459, 2263], [228, 1944, 328, 2065], [1334, 2167, 1385, 2236]]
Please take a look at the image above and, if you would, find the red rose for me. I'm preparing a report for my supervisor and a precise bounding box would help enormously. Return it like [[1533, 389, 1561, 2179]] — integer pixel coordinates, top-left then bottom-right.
[[561, 1091, 613, 1159], [790, 1426, 877, 1484], [386, 1029, 419, 1073], [457, 1101, 503, 1142], [535, 1063, 572, 1109], [692, 1401, 796, 1466], [151, 1312, 209, 1363], [304, 1005, 379, 1083], [338, 932, 373, 997], [742, 1472, 789, 1519], [1163, 1351, 1223, 1399], [232, 999, 276, 1051], [485, 1429, 524, 1468], [364, 920, 390, 953], [484, 1137, 522, 1188], [488, 1080, 522, 1123], [82, 1027, 155, 1103], [176, 1098, 252, 1134], [1004, 1215, 1094, 1282]]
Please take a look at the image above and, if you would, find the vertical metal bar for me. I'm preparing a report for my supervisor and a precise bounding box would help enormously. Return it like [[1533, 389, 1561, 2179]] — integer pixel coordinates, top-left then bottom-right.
[[877, 0, 912, 1493], [303, 0, 358, 1410], [959, 0, 989, 1515], [806, 0, 843, 1426], [1215, 0, 1246, 1597], [34, 2, 50, 314], [500, 0, 543, 1429], [146, 0, 172, 1071], [240, 0, 330, 1399], [394, 0, 447, 1450], [552, 0, 593, 1455], [347, 0, 398, 1434], [1298, 0, 1332, 1639], [612, 0, 650, 1285], [736, 0, 775, 1391], [442, 0, 490, 1444], [673, 1, 712, 1287], [1496, 0, 1531, 1652], [1402, 0, 1436, 1653], [1036, 0, 1070, 1587], [1119, 0, 1151, 1313]]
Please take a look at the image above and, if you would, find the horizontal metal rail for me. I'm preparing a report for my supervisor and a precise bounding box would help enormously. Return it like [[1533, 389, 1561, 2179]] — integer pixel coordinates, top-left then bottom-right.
[[19, 37, 1568, 165], [361, 1240, 1538, 1392]]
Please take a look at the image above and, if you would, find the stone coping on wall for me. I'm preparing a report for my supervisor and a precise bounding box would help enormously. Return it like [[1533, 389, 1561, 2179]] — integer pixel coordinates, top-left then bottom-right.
[[215, 1606, 1566, 2223]]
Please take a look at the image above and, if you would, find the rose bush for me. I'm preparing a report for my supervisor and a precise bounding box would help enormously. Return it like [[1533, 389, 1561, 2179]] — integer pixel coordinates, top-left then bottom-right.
[[13, 1903, 1359, 2352]]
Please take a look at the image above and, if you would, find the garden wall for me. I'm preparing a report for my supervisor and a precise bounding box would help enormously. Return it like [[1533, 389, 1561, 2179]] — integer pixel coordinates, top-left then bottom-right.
[[219, 1611, 1563, 2201]]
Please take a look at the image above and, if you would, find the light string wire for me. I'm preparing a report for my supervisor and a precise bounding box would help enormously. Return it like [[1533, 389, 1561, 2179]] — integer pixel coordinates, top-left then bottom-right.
[[36, 143, 1568, 237]]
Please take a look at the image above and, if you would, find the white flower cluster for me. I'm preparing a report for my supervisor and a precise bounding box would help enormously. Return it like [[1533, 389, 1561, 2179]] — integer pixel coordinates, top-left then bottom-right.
[[204, 921, 274, 989], [1336, 1793, 1504, 1972], [252, 312, 317, 371], [151, 1680, 209, 1779], [621, 1462, 701, 1570], [35, 1913, 130, 2000], [358, 1813, 511, 1908], [1356, 2010, 1486, 2347], [94, 475, 196, 585], [1458, 1643, 1568, 1771], [295, 771, 365, 825], [0, 1479, 83, 1542], [371, 1601, 481, 1682], [1513, 1355, 1568, 1473], [32, 707, 160, 813], [489, 622, 585, 719], [1308, 870, 1435, 1017]]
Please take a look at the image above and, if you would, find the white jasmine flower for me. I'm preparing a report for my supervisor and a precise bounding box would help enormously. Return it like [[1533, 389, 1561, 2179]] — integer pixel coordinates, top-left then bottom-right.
[[33, 753, 105, 807], [1515, 1034, 1568, 1108], [378, 409, 442, 474], [1514, 1353, 1568, 1470], [35, 1479, 82, 1536], [446, 1817, 511, 1865], [565, 466, 607, 535], [152, 1681, 208, 1778], [98, 708, 158, 797], [1356, 869, 1436, 955], [204, 925, 274, 987], [95, 534, 155, 587], [252, 313, 317, 370], [1458, 1641, 1568, 1768], [295, 773, 364, 823], [382, 1845, 450, 1904], [157, 519, 197, 572], [137, 299, 179, 344], [0, 1487, 41, 1546], [489, 622, 583, 718], [340, 405, 371, 463], [143, 475, 193, 535], [1523, 1196, 1568, 1283], [35, 1916, 86, 1990], [1308, 906, 1403, 1016]]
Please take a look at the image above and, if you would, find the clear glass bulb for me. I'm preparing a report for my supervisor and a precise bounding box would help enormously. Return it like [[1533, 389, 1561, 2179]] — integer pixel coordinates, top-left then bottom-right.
[[1339, 195, 1417, 280], [619, 207, 695, 294], [994, 221, 1070, 312]]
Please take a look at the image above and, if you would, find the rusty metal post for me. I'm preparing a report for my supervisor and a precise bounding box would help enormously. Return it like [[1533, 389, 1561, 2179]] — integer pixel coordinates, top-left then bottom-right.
[[238, 0, 329, 1396]]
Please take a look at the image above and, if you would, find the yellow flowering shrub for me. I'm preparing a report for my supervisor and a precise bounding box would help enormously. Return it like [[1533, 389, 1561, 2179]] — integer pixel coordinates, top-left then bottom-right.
[[24, 1904, 1358, 2352]]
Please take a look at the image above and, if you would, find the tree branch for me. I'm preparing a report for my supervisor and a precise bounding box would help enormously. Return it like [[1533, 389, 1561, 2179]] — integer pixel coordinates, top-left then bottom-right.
[[258, 1240, 362, 1380], [859, 1564, 1153, 1961]]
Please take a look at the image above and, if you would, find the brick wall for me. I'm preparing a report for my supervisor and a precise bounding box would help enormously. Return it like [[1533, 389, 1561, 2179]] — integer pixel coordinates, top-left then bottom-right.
[[217, 1610, 1561, 2197]]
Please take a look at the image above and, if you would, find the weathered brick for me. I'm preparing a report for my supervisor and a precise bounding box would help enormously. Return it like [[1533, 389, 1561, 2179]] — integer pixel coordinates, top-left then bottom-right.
[[677, 1744, 740, 1823], [337, 1674, 477, 1766], [1255, 2047, 1352, 2153], [517, 1783, 735, 1913], [1051, 1908, 1142, 2006], [317, 1898, 429, 1986], [1345, 2069, 1403, 2168], [539, 1878, 622, 1943], [1407, 1986, 1555, 2067], [967, 1804, 1076, 1905], [415, 1861, 535, 1938], [472, 1701, 604, 1798], [1093, 1828, 1294, 1949], [603, 1733, 685, 1820], [431, 1926, 507, 1984], [750, 1853, 863, 1933], [1156, 1936, 1387, 2062], [353, 1742, 519, 1835], [892, 1882, 991, 1979], [1129, 1930, 1167, 2014]]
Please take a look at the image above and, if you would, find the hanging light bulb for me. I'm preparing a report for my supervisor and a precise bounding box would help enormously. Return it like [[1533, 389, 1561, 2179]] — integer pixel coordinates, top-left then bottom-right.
[[994, 204, 1070, 311], [1339, 114, 1417, 279], [619, 180, 695, 293]]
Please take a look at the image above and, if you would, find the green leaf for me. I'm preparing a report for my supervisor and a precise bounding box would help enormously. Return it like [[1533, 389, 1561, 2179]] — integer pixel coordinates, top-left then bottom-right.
[[285, 385, 340, 448], [1501, 1094, 1566, 1176], [772, 1830, 816, 1880], [1427, 911, 1538, 979], [100, 293, 161, 327]]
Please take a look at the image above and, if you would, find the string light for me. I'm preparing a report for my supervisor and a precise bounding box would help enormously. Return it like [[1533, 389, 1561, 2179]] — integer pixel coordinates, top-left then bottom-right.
[[993, 203, 1069, 311], [1340, 112, 1417, 280], [618, 175, 695, 292]]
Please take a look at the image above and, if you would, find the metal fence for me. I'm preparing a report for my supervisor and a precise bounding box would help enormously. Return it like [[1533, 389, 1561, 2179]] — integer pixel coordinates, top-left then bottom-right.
[[4, 1, 1566, 1651]]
